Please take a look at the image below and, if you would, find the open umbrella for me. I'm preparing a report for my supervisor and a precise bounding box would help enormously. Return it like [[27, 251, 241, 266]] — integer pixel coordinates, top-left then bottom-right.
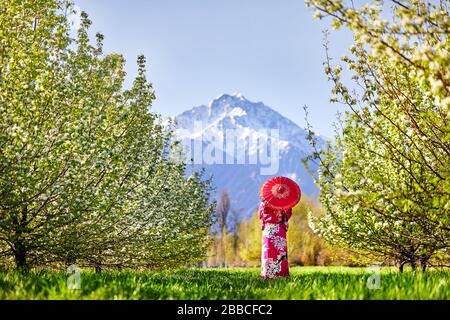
[[259, 176, 301, 209]]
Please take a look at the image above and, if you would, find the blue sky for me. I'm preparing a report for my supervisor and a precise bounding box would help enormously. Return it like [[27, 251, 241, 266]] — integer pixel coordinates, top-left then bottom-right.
[[74, 0, 353, 137]]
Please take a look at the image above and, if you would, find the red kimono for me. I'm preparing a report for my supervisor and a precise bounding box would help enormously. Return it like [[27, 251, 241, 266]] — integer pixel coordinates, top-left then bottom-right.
[[259, 202, 292, 279]]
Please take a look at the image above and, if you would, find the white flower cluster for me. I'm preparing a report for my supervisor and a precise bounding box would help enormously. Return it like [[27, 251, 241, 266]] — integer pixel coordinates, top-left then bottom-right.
[[261, 258, 282, 279], [272, 236, 287, 253], [263, 224, 279, 239]]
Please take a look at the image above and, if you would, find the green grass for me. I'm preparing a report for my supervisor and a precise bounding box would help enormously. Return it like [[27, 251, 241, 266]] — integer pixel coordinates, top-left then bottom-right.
[[0, 266, 449, 299]]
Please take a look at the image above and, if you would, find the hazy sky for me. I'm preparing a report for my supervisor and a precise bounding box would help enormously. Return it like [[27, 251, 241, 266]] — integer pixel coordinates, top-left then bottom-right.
[[74, 0, 353, 137]]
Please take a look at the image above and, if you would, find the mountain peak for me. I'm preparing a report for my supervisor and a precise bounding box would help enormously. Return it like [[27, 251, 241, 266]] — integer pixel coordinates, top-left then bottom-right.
[[232, 92, 245, 99], [176, 93, 322, 157], [174, 94, 322, 219], [209, 92, 248, 107]]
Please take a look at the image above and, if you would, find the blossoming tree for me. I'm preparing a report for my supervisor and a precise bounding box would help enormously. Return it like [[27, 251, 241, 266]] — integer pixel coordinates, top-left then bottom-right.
[[304, 0, 450, 270], [0, 0, 214, 270]]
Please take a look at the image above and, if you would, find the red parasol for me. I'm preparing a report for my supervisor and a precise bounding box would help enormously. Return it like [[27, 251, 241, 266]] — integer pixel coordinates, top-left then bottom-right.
[[259, 176, 301, 210]]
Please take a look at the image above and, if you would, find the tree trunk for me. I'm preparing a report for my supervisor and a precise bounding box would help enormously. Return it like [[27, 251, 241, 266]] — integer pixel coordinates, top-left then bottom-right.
[[420, 259, 427, 272], [95, 263, 102, 273], [399, 261, 405, 273], [13, 206, 28, 270], [14, 249, 27, 269], [410, 258, 417, 271], [221, 225, 227, 268], [313, 243, 320, 265]]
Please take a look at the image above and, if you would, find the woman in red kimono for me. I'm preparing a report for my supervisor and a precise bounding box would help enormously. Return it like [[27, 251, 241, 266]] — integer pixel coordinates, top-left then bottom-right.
[[259, 201, 292, 279]]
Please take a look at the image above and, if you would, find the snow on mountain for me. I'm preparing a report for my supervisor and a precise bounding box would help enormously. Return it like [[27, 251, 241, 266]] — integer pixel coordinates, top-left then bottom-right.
[[174, 93, 323, 220]]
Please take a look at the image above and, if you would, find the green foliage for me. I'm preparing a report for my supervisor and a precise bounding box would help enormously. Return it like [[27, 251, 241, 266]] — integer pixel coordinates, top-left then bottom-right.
[[1, 267, 449, 299], [305, 0, 450, 270], [0, 0, 214, 270], [237, 211, 262, 265]]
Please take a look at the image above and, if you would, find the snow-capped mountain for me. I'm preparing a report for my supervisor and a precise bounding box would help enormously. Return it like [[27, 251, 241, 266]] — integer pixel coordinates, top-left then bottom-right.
[[175, 93, 323, 220]]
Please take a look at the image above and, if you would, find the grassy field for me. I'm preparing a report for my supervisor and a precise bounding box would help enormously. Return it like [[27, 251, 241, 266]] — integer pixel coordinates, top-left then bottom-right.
[[0, 266, 449, 300]]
